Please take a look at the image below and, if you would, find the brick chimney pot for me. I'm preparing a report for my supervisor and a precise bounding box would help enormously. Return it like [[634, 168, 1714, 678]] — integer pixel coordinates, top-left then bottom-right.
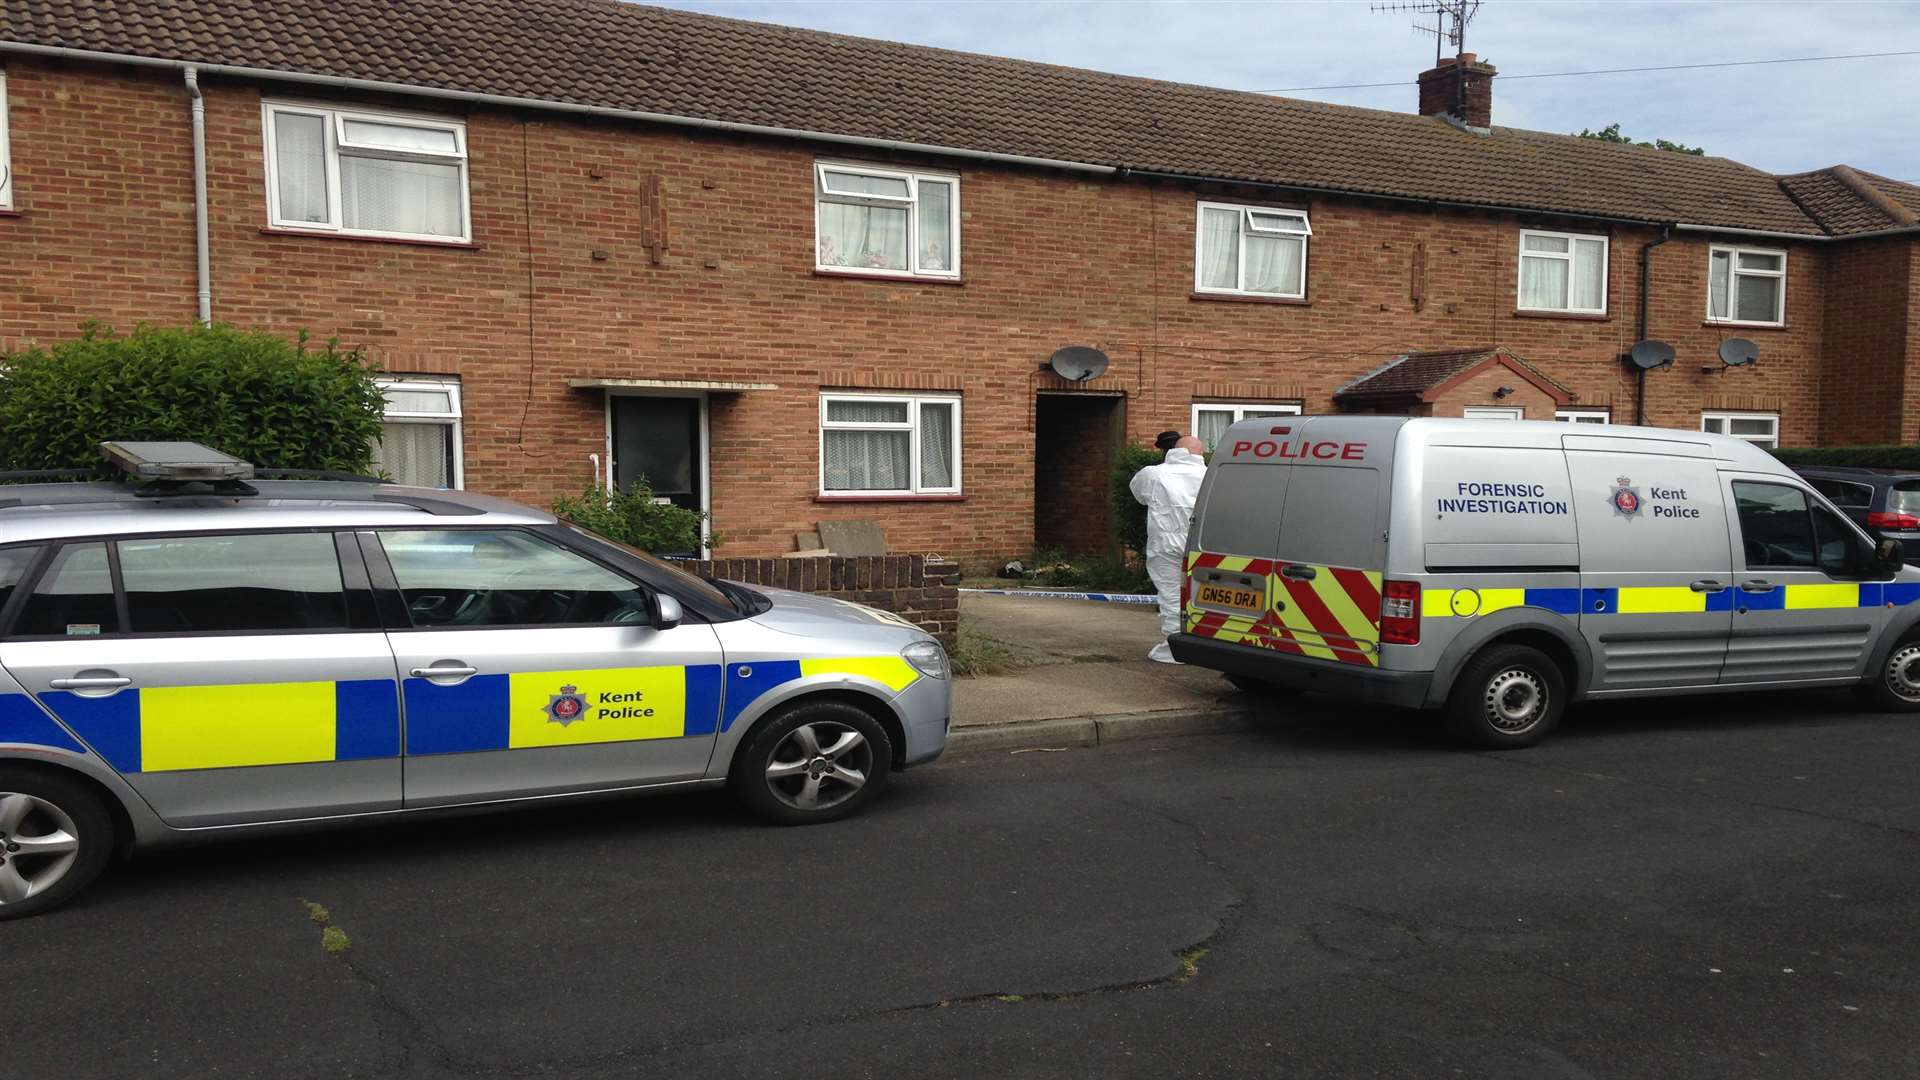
[[1417, 53, 1497, 131]]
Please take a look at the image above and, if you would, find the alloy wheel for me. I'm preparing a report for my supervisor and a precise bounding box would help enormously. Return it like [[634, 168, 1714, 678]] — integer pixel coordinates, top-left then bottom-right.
[[764, 722, 871, 812], [0, 792, 82, 906]]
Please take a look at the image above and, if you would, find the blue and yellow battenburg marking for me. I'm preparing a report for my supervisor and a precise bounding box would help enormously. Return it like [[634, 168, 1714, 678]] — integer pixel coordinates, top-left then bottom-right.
[[9, 657, 923, 770], [28, 679, 399, 774], [1426, 581, 1920, 618]]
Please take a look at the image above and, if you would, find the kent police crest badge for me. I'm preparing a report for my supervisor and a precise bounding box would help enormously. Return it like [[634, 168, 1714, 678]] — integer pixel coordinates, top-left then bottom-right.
[[545, 684, 589, 726], [1608, 476, 1643, 519]]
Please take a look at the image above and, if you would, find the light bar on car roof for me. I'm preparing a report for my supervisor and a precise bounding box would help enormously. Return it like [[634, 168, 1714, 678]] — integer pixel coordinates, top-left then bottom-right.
[[99, 441, 255, 482]]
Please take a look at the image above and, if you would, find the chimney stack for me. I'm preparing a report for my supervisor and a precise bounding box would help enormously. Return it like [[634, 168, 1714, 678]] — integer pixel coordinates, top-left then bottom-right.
[[1418, 52, 1496, 132]]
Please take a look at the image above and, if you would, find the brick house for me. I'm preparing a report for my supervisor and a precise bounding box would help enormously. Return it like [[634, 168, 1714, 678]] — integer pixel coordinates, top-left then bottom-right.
[[2, 2, 1918, 569]]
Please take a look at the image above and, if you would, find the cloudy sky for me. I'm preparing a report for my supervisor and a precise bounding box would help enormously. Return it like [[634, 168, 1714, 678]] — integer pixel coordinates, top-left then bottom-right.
[[656, 0, 1920, 183]]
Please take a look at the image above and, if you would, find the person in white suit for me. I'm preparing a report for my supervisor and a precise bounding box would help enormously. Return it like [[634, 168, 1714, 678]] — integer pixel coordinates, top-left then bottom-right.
[[1130, 435, 1209, 664]]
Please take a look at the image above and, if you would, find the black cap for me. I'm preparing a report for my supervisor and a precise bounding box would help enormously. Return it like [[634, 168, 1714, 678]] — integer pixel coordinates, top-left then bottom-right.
[[1154, 430, 1181, 451]]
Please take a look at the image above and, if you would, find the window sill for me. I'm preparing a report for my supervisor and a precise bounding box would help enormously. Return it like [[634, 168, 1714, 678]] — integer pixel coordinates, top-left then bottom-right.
[[0, 208, 24, 219], [812, 269, 964, 286], [1513, 308, 1610, 322], [1190, 291, 1309, 306], [1704, 320, 1788, 332], [258, 227, 481, 250], [814, 493, 967, 503]]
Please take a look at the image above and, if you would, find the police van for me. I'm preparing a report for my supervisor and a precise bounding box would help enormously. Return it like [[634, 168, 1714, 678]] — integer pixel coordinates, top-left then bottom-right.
[[1172, 417, 1920, 746], [0, 443, 950, 919]]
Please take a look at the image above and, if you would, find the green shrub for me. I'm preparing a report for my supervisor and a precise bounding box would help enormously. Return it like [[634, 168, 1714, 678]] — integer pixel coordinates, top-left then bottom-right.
[[0, 323, 386, 473], [552, 481, 719, 554], [1769, 445, 1920, 469], [1027, 549, 1153, 594], [1109, 442, 1163, 555]]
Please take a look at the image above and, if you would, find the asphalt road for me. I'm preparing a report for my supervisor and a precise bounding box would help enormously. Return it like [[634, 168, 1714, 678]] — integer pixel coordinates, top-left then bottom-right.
[[8, 690, 1920, 1080]]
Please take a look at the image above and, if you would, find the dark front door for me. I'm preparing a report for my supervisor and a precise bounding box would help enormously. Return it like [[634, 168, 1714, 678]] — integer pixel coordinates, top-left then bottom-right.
[[612, 396, 701, 512]]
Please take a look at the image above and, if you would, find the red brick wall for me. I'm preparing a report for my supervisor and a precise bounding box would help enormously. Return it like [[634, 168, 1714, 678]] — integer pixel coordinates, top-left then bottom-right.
[[0, 58, 1911, 568], [1819, 238, 1915, 444], [671, 555, 958, 645], [1426, 365, 1559, 418]]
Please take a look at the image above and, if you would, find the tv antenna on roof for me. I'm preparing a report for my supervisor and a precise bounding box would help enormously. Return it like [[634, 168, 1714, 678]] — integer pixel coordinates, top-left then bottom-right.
[[1370, 0, 1482, 66]]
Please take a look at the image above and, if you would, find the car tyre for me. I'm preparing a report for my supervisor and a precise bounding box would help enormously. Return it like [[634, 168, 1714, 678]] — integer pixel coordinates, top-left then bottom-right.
[[731, 700, 893, 826], [1864, 636, 1920, 712], [0, 767, 116, 921], [1444, 644, 1565, 749]]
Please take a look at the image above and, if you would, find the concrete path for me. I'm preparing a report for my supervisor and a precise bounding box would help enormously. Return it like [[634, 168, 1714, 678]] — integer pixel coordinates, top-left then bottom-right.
[[951, 593, 1252, 749]]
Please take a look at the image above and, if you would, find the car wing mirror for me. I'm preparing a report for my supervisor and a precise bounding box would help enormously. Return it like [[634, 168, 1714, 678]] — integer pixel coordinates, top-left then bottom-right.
[[654, 593, 684, 630]]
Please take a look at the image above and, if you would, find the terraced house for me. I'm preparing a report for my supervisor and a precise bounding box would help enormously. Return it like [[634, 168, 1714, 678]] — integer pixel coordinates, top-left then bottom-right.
[[2, 1, 1918, 566]]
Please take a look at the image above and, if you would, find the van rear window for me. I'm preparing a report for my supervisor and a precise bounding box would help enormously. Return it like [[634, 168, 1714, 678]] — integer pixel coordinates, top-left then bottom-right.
[[1198, 463, 1289, 557], [1277, 466, 1382, 569]]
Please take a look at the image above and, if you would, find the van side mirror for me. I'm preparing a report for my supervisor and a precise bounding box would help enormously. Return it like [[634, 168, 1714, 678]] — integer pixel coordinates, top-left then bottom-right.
[[1875, 537, 1903, 574], [653, 593, 684, 630]]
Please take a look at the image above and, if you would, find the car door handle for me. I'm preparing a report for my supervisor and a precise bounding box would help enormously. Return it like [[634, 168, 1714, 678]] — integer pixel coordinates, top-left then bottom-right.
[[48, 676, 132, 690], [1280, 565, 1317, 581], [1740, 581, 1776, 593], [1689, 579, 1723, 592], [409, 665, 478, 679]]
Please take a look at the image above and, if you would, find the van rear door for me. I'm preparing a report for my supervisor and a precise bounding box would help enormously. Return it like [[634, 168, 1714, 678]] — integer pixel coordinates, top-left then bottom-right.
[[1189, 417, 1401, 666]]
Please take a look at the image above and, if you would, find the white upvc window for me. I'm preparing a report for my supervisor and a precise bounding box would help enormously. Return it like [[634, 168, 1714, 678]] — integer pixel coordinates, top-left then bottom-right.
[[1555, 409, 1611, 424], [1195, 201, 1311, 298], [262, 101, 471, 242], [820, 393, 961, 495], [1702, 411, 1779, 449], [1191, 402, 1304, 451], [814, 162, 959, 278], [1, 70, 13, 209], [1707, 244, 1786, 326], [371, 377, 464, 489], [1517, 229, 1608, 314]]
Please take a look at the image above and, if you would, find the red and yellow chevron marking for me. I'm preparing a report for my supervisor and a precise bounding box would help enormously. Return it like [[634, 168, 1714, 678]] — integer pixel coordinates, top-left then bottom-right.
[[1185, 550, 1384, 667]]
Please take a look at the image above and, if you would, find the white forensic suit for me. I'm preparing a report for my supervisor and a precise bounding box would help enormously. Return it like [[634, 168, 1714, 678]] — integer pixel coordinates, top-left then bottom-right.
[[1129, 446, 1209, 663]]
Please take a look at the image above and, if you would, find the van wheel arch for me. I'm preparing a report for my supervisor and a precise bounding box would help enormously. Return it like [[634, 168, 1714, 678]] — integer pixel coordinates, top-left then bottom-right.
[[1426, 618, 1590, 708]]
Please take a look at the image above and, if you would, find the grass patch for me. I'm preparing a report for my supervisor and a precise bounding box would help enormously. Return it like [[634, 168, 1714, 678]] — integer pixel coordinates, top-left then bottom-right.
[[949, 618, 1026, 678], [321, 926, 352, 954], [303, 901, 331, 925], [1176, 944, 1209, 982]]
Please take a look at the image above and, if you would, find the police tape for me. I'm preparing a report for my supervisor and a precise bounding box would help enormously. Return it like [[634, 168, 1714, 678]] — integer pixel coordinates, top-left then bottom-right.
[[958, 588, 1158, 605]]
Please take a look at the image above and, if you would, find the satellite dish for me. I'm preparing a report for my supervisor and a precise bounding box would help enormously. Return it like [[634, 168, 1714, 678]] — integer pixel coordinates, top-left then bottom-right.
[[1628, 340, 1675, 371], [1718, 338, 1759, 367], [1046, 346, 1110, 383]]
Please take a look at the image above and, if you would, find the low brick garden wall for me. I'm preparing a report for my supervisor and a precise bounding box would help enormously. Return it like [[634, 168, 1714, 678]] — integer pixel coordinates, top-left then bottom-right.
[[673, 555, 960, 647]]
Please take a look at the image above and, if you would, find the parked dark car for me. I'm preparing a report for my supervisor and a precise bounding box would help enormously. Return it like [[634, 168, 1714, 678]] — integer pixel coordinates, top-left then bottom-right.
[[1795, 466, 1920, 562]]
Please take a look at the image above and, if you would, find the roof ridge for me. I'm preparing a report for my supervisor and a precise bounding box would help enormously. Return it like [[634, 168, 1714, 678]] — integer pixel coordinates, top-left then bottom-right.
[[1830, 165, 1920, 227]]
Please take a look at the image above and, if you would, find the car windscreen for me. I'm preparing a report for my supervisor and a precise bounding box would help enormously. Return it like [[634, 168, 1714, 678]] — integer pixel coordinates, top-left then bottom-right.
[[563, 525, 737, 611]]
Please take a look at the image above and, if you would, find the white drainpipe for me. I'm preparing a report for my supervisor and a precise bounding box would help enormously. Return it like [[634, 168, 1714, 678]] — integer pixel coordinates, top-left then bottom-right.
[[183, 66, 211, 326]]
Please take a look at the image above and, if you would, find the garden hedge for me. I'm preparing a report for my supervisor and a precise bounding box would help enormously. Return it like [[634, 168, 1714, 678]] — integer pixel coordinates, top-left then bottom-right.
[[0, 323, 387, 475], [1768, 445, 1920, 469]]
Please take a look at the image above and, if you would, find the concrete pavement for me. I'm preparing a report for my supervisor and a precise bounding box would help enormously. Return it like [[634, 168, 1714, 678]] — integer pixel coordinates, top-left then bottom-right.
[[951, 592, 1254, 751]]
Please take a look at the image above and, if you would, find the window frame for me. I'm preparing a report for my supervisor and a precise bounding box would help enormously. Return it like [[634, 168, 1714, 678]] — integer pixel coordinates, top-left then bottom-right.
[[818, 392, 963, 497], [374, 376, 465, 490], [1516, 228, 1609, 315], [1554, 409, 1611, 424], [1193, 200, 1312, 299], [1701, 411, 1780, 449], [1191, 402, 1305, 450], [261, 100, 472, 243], [0, 69, 13, 210], [1706, 243, 1787, 327], [812, 161, 960, 280], [1463, 405, 1526, 420]]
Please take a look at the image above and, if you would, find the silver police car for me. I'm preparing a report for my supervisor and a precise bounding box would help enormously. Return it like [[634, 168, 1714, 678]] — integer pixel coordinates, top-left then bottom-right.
[[0, 443, 950, 918]]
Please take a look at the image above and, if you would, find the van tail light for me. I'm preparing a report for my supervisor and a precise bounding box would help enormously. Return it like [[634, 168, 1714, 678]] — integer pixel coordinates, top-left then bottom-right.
[[1380, 580, 1421, 646], [1868, 511, 1920, 531]]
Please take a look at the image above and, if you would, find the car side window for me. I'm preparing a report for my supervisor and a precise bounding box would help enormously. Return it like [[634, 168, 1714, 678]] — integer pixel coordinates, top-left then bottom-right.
[[1732, 482, 1816, 570], [1811, 501, 1866, 578], [0, 546, 43, 620], [379, 529, 654, 628], [1808, 478, 1871, 509], [13, 542, 117, 637], [120, 532, 349, 634]]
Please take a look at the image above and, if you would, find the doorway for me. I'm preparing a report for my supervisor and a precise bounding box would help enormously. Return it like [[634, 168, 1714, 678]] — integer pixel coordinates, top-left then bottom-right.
[[607, 394, 710, 555], [1033, 393, 1125, 558]]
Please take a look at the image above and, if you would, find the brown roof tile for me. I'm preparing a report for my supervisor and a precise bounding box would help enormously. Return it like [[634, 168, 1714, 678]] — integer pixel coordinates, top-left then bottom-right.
[[0, 0, 1895, 237], [1335, 346, 1573, 403]]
